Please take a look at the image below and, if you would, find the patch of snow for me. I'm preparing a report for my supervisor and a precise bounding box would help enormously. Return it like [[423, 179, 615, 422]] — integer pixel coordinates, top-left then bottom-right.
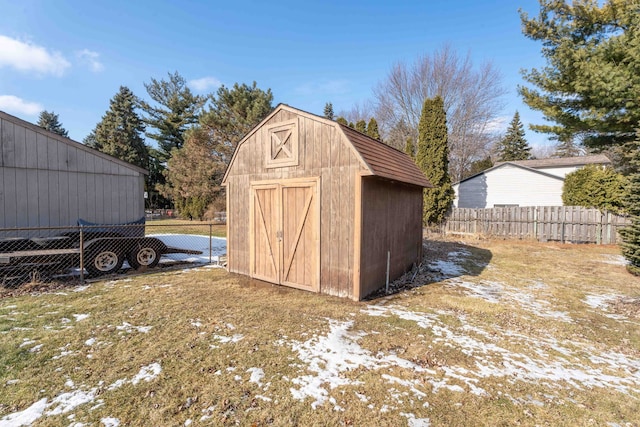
[[131, 363, 162, 385], [255, 395, 272, 402], [6, 379, 19, 385], [101, 417, 120, 427], [363, 304, 640, 396], [116, 322, 152, 334], [148, 234, 226, 264], [65, 379, 75, 388], [212, 334, 244, 344], [85, 338, 96, 346], [46, 388, 98, 416], [1, 305, 18, 310], [287, 319, 429, 409], [401, 412, 431, 427], [184, 419, 192, 426], [61, 318, 71, 323], [247, 368, 265, 386], [447, 279, 572, 322], [428, 249, 470, 278], [190, 320, 202, 328], [73, 314, 90, 322], [601, 255, 628, 266], [0, 398, 48, 426], [30, 344, 43, 353], [19, 339, 36, 348], [73, 285, 91, 292]]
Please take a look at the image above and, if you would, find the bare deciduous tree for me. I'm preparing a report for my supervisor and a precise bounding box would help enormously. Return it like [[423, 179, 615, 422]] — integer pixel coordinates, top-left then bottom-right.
[[374, 45, 506, 181]]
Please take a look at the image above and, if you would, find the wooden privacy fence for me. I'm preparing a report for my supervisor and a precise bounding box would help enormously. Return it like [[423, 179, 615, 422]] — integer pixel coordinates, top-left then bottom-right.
[[445, 206, 631, 244]]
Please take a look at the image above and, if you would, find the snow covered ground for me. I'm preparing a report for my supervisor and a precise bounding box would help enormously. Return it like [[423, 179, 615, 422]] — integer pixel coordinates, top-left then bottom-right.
[[149, 234, 226, 264]]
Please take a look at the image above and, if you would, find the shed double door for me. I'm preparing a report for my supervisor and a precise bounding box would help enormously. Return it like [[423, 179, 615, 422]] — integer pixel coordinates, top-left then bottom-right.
[[250, 178, 319, 292]]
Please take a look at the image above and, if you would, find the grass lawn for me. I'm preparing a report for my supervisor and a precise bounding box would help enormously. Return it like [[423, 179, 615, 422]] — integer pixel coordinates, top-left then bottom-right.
[[145, 219, 226, 238], [1, 238, 639, 426]]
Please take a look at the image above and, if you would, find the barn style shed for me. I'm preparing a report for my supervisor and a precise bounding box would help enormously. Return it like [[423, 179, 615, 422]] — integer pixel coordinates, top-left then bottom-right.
[[222, 104, 431, 300], [0, 111, 147, 232]]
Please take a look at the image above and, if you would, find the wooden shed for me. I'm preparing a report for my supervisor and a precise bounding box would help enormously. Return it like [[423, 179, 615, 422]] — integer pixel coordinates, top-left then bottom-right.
[[222, 104, 431, 300], [0, 111, 147, 233]]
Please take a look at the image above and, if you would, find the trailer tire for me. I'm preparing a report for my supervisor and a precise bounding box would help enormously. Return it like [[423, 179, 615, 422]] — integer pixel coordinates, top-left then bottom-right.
[[86, 247, 124, 277], [127, 242, 162, 270]]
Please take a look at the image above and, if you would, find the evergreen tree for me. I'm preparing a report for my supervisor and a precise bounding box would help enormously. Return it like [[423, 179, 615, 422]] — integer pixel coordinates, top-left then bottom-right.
[[416, 96, 454, 225], [355, 120, 367, 134], [404, 137, 415, 159], [348, 122, 355, 129], [139, 71, 206, 160], [90, 86, 148, 170], [562, 165, 628, 213], [620, 127, 640, 275], [496, 112, 531, 161], [553, 137, 583, 158], [466, 156, 494, 178], [323, 102, 334, 120], [37, 110, 68, 137], [520, 0, 640, 149], [336, 117, 348, 126], [367, 117, 380, 140], [159, 82, 273, 219]]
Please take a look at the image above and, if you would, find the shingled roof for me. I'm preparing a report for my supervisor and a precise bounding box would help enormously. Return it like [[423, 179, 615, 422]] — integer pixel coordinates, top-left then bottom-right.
[[496, 154, 610, 169], [339, 124, 432, 188]]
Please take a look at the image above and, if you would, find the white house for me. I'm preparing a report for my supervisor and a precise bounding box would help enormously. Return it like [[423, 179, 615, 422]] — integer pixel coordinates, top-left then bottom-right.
[[453, 155, 611, 208]]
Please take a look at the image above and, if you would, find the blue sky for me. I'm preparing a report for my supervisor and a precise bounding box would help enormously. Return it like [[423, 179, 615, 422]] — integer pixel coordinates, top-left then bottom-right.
[[0, 0, 551, 150]]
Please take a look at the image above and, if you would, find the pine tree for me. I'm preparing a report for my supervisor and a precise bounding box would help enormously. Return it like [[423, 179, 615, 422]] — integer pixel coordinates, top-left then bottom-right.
[[159, 82, 273, 219], [367, 117, 380, 140], [416, 96, 454, 225], [620, 126, 640, 275], [139, 71, 206, 160], [37, 110, 68, 137], [336, 117, 348, 126], [520, 0, 639, 149], [355, 120, 367, 134], [466, 156, 494, 178], [404, 137, 415, 159], [348, 122, 355, 129], [323, 102, 334, 120], [496, 112, 531, 161], [90, 86, 148, 170], [553, 138, 583, 158]]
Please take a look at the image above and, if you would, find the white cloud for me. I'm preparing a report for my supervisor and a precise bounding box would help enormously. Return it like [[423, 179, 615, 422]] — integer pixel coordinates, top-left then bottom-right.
[[76, 49, 104, 72], [0, 95, 43, 115], [0, 35, 70, 76], [484, 116, 509, 133], [189, 76, 221, 92]]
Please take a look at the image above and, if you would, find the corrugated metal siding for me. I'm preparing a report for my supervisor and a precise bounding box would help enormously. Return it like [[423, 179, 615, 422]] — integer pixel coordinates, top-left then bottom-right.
[[455, 165, 564, 208], [1, 114, 145, 229]]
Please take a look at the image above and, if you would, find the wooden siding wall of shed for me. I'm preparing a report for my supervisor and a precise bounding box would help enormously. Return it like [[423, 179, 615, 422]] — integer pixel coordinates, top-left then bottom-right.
[[0, 117, 144, 229], [359, 177, 423, 299], [226, 110, 364, 298]]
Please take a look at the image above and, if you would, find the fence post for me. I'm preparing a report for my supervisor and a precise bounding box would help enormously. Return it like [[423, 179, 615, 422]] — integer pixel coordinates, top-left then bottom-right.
[[79, 225, 85, 284], [209, 224, 212, 264]]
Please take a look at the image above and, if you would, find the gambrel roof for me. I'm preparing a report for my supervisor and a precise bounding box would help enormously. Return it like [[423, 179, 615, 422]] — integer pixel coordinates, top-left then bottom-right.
[[222, 104, 432, 188]]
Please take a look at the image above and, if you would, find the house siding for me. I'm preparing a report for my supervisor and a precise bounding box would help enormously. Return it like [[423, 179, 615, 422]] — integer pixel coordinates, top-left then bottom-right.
[[454, 164, 563, 208]]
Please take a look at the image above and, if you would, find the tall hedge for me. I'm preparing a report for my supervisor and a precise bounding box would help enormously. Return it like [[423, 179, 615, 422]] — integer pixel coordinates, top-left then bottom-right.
[[416, 96, 454, 225], [562, 164, 628, 213]]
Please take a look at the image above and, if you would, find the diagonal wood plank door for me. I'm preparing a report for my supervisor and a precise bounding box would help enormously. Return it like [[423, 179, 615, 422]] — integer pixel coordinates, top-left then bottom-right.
[[281, 183, 318, 291], [250, 184, 280, 283], [249, 179, 319, 292]]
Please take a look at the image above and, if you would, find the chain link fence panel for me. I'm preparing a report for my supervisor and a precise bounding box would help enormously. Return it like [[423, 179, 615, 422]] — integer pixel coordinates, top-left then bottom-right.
[[1, 223, 226, 289]]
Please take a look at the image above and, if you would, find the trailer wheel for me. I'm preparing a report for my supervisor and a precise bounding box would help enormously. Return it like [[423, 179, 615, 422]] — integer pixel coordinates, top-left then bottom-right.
[[127, 243, 162, 270], [86, 248, 124, 277]]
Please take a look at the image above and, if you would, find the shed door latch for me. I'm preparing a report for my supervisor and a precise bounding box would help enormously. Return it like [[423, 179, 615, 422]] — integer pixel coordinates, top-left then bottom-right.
[[276, 230, 283, 241]]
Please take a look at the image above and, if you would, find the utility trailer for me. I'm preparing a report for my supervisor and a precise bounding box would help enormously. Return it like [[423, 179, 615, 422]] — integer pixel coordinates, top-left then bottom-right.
[[0, 228, 202, 284]]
